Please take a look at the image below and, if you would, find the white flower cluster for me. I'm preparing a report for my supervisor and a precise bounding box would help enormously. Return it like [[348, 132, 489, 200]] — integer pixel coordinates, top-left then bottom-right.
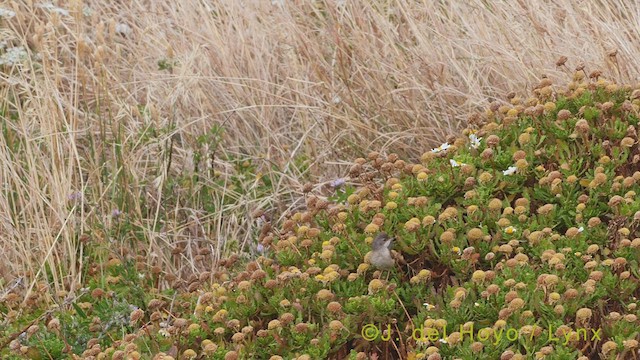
[[469, 133, 482, 149], [0, 46, 27, 66], [431, 142, 450, 153], [0, 7, 16, 18], [37, 3, 70, 16], [503, 166, 517, 176]]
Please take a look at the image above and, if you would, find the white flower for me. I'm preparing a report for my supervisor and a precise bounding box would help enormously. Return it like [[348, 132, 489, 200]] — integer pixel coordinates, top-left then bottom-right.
[[37, 3, 70, 16], [504, 226, 517, 235], [423, 303, 435, 311], [67, 191, 82, 201], [0, 8, 16, 18], [439, 338, 448, 344], [469, 134, 482, 149], [330, 178, 346, 187], [578, 226, 584, 233], [474, 302, 480, 307], [431, 142, 451, 153], [115, 23, 132, 37], [82, 6, 94, 16], [449, 159, 465, 167], [503, 166, 517, 176], [0, 47, 27, 66]]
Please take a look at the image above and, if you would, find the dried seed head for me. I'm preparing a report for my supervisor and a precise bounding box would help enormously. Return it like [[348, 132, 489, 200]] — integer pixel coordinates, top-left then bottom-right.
[[480, 148, 494, 160], [329, 320, 344, 331], [576, 308, 592, 322], [602, 341, 618, 356], [327, 301, 342, 313], [556, 56, 568, 67], [486, 135, 500, 147], [467, 228, 484, 242], [472, 270, 486, 283], [225, 351, 239, 360], [624, 339, 639, 350], [575, 119, 590, 133], [557, 109, 571, 120], [621, 137, 635, 147], [280, 312, 295, 324]]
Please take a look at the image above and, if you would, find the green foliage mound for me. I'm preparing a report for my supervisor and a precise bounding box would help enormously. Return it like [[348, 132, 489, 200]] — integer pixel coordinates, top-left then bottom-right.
[[206, 75, 640, 360]]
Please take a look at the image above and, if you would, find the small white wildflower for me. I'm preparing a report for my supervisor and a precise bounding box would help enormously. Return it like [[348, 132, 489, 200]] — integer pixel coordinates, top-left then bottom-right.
[[330, 178, 346, 188], [0, 47, 28, 66], [504, 226, 517, 235], [439, 338, 448, 344], [449, 159, 464, 167], [503, 166, 517, 176], [577, 226, 584, 233], [115, 23, 132, 37], [423, 303, 435, 311], [0, 8, 16, 18], [67, 191, 82, 201], [469, 133, 482, 149], [431, 142, 451, 153], [82, 6, 94, 17], [37, 3, 70, 16], [474, 302, 480, 307]]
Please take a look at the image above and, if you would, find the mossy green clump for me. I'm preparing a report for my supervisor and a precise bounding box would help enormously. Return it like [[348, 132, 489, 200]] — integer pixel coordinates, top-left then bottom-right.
[[4, 75, 640, 359]]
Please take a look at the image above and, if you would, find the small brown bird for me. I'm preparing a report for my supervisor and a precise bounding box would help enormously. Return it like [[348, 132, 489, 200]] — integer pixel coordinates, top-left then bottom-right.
[[370, 232, 395, 270]]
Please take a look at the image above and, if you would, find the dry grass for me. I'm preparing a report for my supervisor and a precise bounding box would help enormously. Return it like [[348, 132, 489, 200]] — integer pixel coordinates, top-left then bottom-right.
[[0, 0, 639, 301]]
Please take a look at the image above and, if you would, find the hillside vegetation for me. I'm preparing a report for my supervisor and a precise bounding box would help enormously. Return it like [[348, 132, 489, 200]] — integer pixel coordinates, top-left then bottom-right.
[[2, 1, 640, 359], [3, 74, 640, 359]]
